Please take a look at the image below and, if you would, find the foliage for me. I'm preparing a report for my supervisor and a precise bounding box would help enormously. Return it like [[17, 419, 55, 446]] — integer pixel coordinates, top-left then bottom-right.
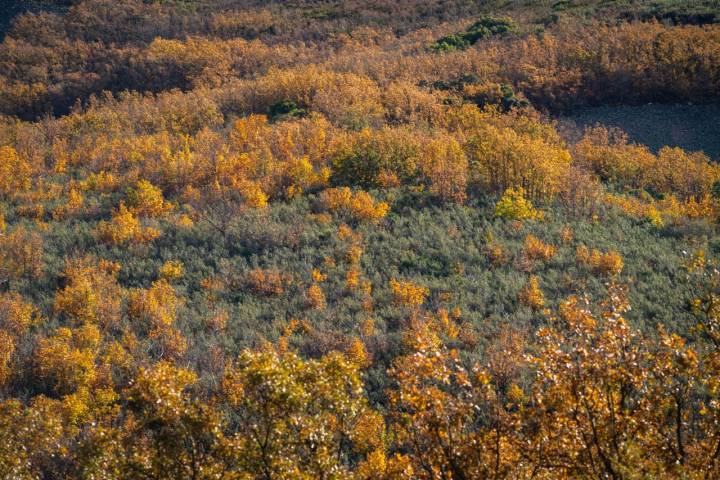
[[220, 349, 373, 478], [431, 16, 519, 51], [319, 187, 389, 222], [268, 99, 307, 120], [494, 187, 544, 220], [125, 179, 173, 218], [519, 275, 545, 310], [0, 0, 718, 476], [390, 278, 429, 308], [96, 203, 161, 245], [0, 146, 32, 197]]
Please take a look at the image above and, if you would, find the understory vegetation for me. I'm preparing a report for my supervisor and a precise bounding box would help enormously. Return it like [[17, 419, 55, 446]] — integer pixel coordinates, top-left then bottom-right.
[[1, 0, 720, 478]]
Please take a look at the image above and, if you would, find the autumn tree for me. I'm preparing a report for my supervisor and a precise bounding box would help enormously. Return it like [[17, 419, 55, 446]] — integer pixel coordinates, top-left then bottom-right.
[[0, 146, 33, 198], [0, 291, 38, 336], [390, 278, 429, 310], [494, 187, 543, 221], [519, 276, 545, 310], [523, 234, 556, 263], [418, 134, 468, 204], [96, 203, 161, 246], [525, 287, 652, 478], [0, 225, 44, 285], [0, 397, 67, 479], [330, 127, 419, 189], [319, 187, 389, 223], [121, 361, 226, 479], [126, 179, 173, 218], [449, 107, 571, 199], [36, 324, 101, 396], [126, 279, 186, 359], [54, 257, 123, 328], [220, 349, 377, 478], [388, 312, 527, 479]]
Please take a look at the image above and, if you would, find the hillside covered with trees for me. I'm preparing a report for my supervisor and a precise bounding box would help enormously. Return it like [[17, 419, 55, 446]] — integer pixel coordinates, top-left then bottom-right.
[[2, 0, 720, 478]]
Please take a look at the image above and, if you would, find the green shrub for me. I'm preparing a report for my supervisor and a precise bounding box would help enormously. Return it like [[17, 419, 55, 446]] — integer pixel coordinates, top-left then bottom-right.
[[431, 16, 519, 51], [268, 100, 307, 121]]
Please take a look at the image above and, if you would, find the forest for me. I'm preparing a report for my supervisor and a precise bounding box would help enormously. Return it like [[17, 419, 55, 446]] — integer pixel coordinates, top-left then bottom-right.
[[2, 0, 720, 478]]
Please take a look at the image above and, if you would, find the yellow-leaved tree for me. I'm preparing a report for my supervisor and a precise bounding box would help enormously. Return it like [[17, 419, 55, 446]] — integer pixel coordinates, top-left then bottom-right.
[[220, 349, 380, 478]]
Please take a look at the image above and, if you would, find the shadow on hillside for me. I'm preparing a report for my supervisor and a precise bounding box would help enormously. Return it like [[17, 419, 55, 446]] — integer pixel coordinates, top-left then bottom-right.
[[560, 103, 720, 160]]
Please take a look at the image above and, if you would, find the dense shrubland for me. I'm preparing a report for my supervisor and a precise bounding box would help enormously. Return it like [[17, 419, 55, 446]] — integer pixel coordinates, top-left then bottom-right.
[[1, 0, 720, 477], [2, 1, 720, 118]]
